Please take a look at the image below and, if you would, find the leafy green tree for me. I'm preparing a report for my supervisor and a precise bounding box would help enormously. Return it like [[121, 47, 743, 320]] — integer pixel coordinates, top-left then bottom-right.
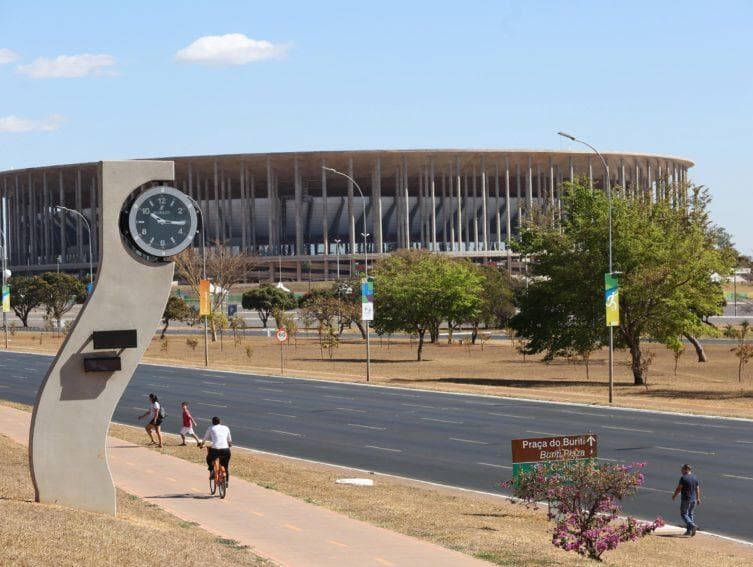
[[511, 181, 733, 385], [242, 283, 297, 328], [373, 250, 482, 361], [467, 265, 517, 344], [39, 272, 87, 328], [8, 275, 48, 327], [161, 295, 192, 339]]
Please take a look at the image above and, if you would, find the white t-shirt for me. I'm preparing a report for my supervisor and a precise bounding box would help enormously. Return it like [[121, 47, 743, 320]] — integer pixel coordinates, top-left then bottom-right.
[[150, 401, 160, 421], [203, 424, 232, 449]]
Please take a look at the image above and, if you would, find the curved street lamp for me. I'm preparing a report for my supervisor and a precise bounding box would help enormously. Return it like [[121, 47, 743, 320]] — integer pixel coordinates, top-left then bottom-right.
[[557, 131, 615, 404], [55, 205, 94, 286], [322, 166, 371, 382]]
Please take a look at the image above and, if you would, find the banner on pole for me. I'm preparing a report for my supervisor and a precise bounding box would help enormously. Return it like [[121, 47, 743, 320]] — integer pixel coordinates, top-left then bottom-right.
[[361, 278, 374, 322], [604, 273, 620, 327], [199, 279, 210, 316], [1, 285, 9, 313]]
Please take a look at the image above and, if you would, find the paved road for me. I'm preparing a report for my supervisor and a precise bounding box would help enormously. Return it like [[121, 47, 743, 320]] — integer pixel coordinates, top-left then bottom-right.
[[1, 350, 752, 542]]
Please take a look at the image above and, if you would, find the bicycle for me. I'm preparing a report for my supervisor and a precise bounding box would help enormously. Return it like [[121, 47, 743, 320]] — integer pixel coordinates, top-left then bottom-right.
[[207, 448, 228, 498]]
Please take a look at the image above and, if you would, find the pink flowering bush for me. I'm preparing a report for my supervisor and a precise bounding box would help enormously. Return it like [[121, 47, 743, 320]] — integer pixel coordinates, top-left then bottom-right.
[[503, 461, 664, 561]]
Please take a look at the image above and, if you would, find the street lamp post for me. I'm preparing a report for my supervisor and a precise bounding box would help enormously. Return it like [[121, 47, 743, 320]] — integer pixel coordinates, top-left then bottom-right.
[[0, 214, 9, 349], [333, 239, 341, 280], [55, 206, 94, 286], [323, 167, 371, 382], [558, 131, 615, 403]]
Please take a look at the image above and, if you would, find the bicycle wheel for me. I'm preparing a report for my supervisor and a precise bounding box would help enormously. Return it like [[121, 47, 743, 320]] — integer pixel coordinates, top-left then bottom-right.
[[218, 467, 227, 499]]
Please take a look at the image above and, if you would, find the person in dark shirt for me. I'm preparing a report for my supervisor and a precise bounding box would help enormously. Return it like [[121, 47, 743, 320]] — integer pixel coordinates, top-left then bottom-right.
[[672, 464, 702, 536]]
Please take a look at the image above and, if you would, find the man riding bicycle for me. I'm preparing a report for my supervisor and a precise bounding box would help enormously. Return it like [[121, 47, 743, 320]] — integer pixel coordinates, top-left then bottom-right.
[[198, 416, 232, 485]]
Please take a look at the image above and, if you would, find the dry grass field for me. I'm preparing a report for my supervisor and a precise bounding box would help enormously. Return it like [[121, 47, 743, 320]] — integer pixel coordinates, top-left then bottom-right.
[[0, 432, 270, 566], [6, 329, 753, 418]]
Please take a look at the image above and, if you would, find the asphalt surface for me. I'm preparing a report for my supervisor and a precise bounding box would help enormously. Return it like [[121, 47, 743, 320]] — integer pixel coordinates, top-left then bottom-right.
[[1, 350, 752, 542]]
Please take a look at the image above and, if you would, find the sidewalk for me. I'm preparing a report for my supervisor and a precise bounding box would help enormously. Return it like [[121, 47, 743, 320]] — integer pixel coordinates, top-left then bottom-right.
[[0, 405, 488, 567]]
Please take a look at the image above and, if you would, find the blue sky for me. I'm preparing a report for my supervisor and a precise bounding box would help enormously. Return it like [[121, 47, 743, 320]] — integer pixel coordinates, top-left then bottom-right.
[[1, 1, 751, 252]]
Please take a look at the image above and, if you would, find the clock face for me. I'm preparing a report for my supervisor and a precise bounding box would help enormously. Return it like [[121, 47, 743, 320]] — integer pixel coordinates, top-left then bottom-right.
[[127, 186, 198, 258]]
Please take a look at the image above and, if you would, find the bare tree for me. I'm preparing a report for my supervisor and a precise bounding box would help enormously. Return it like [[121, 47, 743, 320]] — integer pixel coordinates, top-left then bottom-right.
[[174, 244, 255, 341]]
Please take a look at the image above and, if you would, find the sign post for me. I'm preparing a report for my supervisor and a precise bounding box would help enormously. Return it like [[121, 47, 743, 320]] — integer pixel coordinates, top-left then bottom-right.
[[361, 278, 373, 382], [276, 328, 288, 376], [511, 433, 598, 481]]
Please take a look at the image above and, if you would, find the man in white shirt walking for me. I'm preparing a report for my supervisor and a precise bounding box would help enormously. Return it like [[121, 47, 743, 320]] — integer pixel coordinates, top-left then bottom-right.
[[198, 416, 232, 484]]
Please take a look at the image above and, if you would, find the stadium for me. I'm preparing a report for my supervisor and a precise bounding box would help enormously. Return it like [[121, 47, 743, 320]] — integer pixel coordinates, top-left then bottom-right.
[[0, 149, 693, 280]]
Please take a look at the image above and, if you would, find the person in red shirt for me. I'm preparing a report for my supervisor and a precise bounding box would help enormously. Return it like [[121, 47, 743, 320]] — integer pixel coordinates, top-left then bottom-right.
[[179, 401, 200, 446]]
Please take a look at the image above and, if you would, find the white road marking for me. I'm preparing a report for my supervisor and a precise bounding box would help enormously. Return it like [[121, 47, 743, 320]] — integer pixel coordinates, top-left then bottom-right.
[[639, 486, 673, 494], [478, 462, 512, 469], [526, 430, 558, 436], [604, 425, 653, 433], [271, 430, 303, 437], [401, 403, 437, 409], [736, 440, 753, 444], [197, 402, 227, 408], [560, 409, 607, 417], [202, 380, 226, 386], [365, 445, 402, 453], [723, 474, 753, 481], [420, 417, 463, 424], [12, 374, 28, 380], [259, 387, 284, 392], [347, 423, 386, 430], [655, 446, 716, 455], [146, 383, 168, 388], [263, 398, 292, 404], [268, 412, 297, 418], [383, 392, 420, 398], [313, 385, 343, 390], [336, 407, 367, 413], [254, 379, 281, 384], [450, 437, 488, 445], [201, 390, 223, 396], [464, 401, 497, 406], [671, 421, 729, 429], [488, 412, 534, 419], [0, 385, 7, 388], [324, 394, 354, 400]]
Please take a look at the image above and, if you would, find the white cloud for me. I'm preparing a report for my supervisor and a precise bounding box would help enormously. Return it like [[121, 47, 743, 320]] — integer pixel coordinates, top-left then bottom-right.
[[16, 54, 117, 78], [175, 33, 289, 66], [0, 48, 19, 65], [0, 115, 65, 133]]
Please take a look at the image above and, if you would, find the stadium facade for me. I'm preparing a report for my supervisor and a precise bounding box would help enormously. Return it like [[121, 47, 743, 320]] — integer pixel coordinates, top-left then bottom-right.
[[0, 149, 693, 279]]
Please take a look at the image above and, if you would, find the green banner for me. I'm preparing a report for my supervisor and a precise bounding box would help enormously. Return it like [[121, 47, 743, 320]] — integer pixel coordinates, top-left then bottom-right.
[[1, 285, 9, 313], [604, 273, 619, 327]]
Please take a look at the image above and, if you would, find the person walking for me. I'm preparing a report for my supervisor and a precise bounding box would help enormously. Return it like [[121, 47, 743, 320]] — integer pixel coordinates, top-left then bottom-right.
[[672, 463, 701, 536], [137, 393, 164, 448], [179, 401, 200, 446]]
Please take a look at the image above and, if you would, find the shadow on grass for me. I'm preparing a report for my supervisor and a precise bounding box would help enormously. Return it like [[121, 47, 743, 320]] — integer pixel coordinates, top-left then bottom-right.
[[634, 389, 753, 400], [387, 377, 630, 389], [292, 357, 419, 364]]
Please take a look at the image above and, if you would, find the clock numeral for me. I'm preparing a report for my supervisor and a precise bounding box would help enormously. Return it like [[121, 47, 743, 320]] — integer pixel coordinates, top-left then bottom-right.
[[141, 228, 147, 235], [177, 207, 184, 215], [141, 207, 150, 214], [178, 228, 183, 234], [159, 240, 166, 247]]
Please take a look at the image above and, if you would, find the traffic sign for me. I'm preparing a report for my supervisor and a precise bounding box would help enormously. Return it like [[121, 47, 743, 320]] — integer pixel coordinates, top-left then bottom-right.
[[275, 328, 288, 343], [227, 303, 238, 317], [511, 433, 597, 479]]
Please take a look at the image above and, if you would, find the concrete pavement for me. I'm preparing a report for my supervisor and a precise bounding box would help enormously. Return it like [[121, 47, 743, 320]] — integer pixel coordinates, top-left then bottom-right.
[[0, 404, 488, 567]]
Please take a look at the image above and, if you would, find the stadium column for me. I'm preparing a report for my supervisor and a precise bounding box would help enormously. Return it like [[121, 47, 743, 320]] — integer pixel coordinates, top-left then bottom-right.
[[588, 159, 593, 190], [463, 171, 470, 250], [515, 163, 522, 231], [321, 159, 329, 264], [645, 161, 652, 202], [429, 160, 437, 252], [90, 174, 98, 266], [42, 172, 49, 264], [526, 156, 533, 211], [348, 156, 356, 256], [441, 169, 448, 250], [549, 158, 555, 214], [472, 166, 479, 251], [76, 169, 83, 263], [455, 158, 462, 250], [294, 157, 303, 256], [481, 162, 488, 252], [403, 156, 410, 249], [213, 162, 220, 244], [14, 175, 21, 264], [620, 159, 626, 192], [267, 158, 275, 255], [494, 163, 501, 250], [29, 173, 37, 265], [418, 167, 425, 247], [373, 157, 383, 254], [240, 163, 247, 253], [250, 173, 257, 252], [58, 171, 65, 260], [504, 157, 511, 247], [448, 166, 455, 250]]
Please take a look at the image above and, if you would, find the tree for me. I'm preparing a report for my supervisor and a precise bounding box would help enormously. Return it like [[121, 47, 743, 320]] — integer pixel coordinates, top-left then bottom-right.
[[241, 283, 297, 328], [39, 272, 86, 328], [174, 245, 254, 340], [161, 295, 192, 339], [507, 460, 664, 561], [8, 275, 48, 327], [725, 321, 753, 382], [372, 250, 483, 361], [511, 181, 733, 385], [467, 265, 517, 344]]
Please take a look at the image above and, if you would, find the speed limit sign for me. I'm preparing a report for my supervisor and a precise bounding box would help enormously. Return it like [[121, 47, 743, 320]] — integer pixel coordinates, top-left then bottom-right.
[[275, 328, 288, 343]]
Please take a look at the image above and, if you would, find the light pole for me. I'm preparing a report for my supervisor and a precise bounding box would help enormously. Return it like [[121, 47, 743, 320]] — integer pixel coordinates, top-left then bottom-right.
[[323, 167, 371, 382], [558, 131, 615, 403], [333, 239, 341, 280], [0, 219, 9, 349], [184, 195, 209, 367], [55, 206, 94, 286]]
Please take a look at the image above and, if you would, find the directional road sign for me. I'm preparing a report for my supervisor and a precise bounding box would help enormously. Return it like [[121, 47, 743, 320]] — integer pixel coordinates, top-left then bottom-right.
[[511, 433, 597, 479]]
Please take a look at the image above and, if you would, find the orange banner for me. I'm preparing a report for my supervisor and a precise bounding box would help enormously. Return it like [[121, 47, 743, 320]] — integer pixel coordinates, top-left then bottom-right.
[[199, 279, 210, 316]]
